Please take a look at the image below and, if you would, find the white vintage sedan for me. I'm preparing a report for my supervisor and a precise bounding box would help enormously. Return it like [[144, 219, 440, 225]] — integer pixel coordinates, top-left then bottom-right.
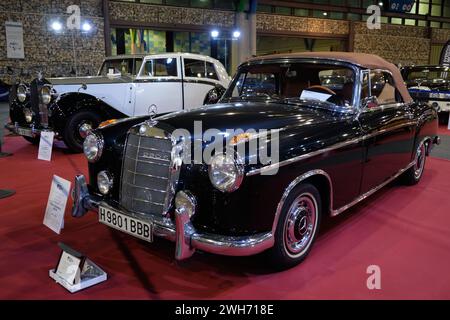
[[7, 53, 230, 152]]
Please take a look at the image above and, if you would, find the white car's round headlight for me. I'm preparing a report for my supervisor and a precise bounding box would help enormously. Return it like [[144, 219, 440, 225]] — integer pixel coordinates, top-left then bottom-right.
[[208, 153, 244, 192], [83, 132, 104, 163], [97, 170, 113, 195], [40, 85, 52, 104], [17, 84, 27, 103]]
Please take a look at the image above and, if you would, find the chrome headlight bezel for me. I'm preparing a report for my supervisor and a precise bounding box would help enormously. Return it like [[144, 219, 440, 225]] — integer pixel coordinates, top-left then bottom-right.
[[17, 84, 28, 103], [208, 153, 244, 193], [40, 85, 53, 105], [83, 132, 104, 163], [175, 190, 197, 218], [97, 170, 114, 195]]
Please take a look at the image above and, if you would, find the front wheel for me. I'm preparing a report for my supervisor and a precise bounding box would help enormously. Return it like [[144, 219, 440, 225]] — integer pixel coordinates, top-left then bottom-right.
[[266, 183, 322, 270], [402, 140, 427, 185], [63, 110, 103, 153]]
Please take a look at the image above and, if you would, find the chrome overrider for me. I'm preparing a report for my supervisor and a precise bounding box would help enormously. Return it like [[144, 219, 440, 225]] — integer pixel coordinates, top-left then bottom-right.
[[72, 174, 274, 260]]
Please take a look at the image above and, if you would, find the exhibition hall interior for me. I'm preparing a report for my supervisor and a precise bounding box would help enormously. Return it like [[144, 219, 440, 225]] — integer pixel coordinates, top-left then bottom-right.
[[1, 0, 450, 301]]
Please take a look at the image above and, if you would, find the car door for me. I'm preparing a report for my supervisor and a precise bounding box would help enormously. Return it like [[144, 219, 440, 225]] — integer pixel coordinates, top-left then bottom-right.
[[132, 56, 183, 116], [358, 69, 416, 193], [182, 57, 221, 109]]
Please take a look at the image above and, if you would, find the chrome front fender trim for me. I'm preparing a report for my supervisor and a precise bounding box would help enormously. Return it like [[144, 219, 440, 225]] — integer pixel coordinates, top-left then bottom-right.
[[271, 170, 333, 235]]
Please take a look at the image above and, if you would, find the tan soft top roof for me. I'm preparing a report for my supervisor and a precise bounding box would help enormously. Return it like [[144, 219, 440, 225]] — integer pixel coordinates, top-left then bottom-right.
[[248, 52, 412, 103]]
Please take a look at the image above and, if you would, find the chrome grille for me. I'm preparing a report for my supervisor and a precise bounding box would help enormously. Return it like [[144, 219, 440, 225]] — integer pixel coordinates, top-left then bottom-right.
[[120, 132, 174, 216]]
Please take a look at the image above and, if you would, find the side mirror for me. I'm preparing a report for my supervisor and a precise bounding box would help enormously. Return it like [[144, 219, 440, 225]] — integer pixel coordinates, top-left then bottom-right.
[[362, 96, 379, 110]]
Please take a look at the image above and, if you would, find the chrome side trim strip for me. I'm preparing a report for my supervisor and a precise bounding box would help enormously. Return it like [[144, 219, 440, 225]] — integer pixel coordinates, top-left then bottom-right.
[[330, 161, 416, 217], [246, 121, 417, 177]]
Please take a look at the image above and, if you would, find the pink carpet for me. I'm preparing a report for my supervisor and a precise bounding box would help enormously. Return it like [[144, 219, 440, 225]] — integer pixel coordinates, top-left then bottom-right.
[[1, 136, 450, 299]]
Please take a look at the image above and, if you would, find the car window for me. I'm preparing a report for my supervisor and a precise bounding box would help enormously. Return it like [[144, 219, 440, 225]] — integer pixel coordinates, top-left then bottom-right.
[[205, 62, 219, 80], [406, 68, 450, 82], [99, 59, 134, 76], [237, 71, 278, 97], [224, 63, 355, 107], [370, 70, 397, 105], [184, 59, 218, 80], [134, 59, 143, 75], [140, 58, 178, 77]]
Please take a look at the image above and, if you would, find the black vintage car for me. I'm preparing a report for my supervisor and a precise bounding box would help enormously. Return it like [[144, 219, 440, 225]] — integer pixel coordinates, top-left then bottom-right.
[[72, 52, 439, 269], [401, 65, 450, 124]]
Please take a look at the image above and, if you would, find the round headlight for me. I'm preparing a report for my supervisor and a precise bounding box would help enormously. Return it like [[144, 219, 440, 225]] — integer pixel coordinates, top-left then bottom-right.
[[40, 85, 52, 104], [17, 84, 27, 103], [97, 170, 113, 195], [83, 132, 104, 163], [175, 190, 197, 218], [208, 153, 244, 192]]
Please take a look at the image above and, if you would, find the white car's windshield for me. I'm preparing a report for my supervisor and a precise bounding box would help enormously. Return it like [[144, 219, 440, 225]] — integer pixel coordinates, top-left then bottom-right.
[[222, 63, 355, 107], [98, 58, 142, 76]]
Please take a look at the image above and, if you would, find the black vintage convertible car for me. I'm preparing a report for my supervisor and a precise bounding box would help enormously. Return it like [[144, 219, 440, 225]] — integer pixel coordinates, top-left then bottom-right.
[[72, 52, 439, 269]]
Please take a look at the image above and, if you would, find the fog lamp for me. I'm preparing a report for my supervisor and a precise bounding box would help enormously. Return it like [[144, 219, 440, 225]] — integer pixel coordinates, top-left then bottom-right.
[[175, 190, 197, 218], [97, 170, 113, 195], [24, 108, 33, 123]]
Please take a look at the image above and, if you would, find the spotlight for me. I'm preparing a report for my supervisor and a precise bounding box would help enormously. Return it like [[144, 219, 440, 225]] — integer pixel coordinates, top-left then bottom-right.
[[211, 30, 219, 39], [323, 12, 328, 16], [233, 30, 241, 39], [51, 21, 62, 31], [378, 2, 383, 6], [82, 22, 92, 32]]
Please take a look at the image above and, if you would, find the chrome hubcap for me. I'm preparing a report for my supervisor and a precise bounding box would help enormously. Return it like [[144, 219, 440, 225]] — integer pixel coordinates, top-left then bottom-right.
[[283, 193, 317, 257], [78, 122, 93, 139], [414, 142, 426, 179]]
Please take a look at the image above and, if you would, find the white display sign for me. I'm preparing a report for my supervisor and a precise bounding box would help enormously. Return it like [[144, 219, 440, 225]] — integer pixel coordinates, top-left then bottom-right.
[[43, 175, 71, 234], [300, 90, 332, 102], [38, 131, 54, 161], [5, 21, 25, 59], [56, 251, 82, 285]]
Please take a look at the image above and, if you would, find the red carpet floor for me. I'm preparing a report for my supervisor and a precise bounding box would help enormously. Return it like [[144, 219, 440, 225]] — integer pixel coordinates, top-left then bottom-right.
[[1, 136, 450, 300], [438, 124, 450, 136]]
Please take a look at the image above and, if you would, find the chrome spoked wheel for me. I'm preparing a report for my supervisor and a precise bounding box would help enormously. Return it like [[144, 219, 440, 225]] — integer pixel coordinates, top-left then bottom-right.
[[283, 193, 318, 258], [414, 142, 426, 180]]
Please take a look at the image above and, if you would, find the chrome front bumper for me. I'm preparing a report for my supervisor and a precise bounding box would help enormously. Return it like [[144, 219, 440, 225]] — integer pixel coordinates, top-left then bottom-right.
[[5, 122, 41, 137], [71, 175, 274, 260]]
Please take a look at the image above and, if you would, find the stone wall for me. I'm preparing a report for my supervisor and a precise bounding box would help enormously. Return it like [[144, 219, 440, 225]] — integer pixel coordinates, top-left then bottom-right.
[[352, 22, 431, 66], [0, 0, 105, 84], [256, 13, 350, 36], [109, 1, 235, 27]]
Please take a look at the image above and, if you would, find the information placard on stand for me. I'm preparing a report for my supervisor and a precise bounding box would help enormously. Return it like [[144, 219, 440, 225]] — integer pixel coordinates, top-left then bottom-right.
[[49, 243, 107, 293]]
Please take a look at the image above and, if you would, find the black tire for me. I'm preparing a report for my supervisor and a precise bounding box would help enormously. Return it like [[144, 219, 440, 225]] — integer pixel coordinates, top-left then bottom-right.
[[22, 136, 40, 145], [402, 140, 427, 186], [266, 183, 322, 270], [63, 110, 103, 153]]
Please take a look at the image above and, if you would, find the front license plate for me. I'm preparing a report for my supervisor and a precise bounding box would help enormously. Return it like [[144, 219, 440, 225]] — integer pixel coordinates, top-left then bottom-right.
[[99, 206, 153, 242], [16, 127, 33, 137]]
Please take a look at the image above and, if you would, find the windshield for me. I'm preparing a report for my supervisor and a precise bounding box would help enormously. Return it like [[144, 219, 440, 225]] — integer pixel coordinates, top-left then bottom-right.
[[222, 62, 355, 108], [405, 67, 450, 83], [98, 58, 142, 76]]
